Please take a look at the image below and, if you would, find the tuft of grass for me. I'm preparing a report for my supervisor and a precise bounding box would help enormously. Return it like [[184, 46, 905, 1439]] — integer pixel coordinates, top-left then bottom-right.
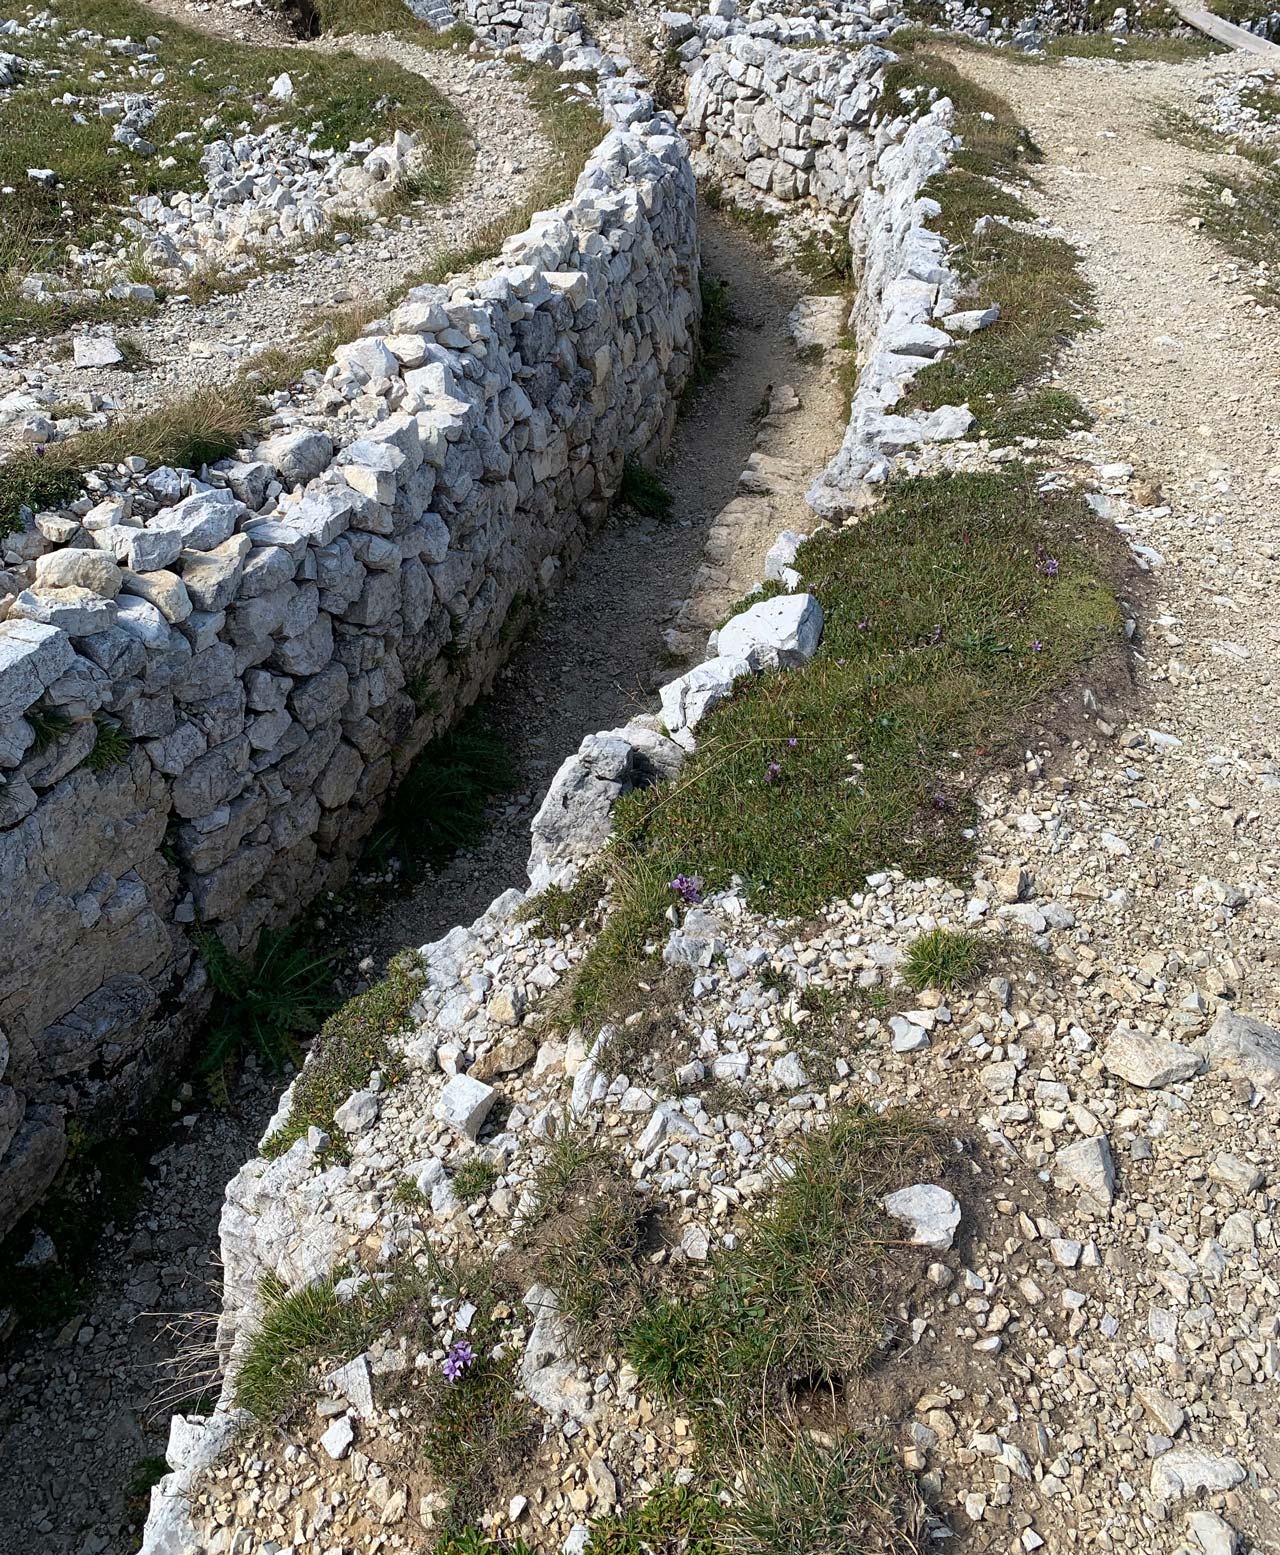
[[431, 1533, 536, 1555], [83, 716, 131, 773], [589, 1481, 724, 1555], [902, 927, 992, 992], [196, 926, 335, 1088], [523, 1133, 646, 1339], [0, 460, 85, 540], [723, 1434, 923, 1555], [568, 466, 1121, 1023], [25, 706, 75, 754], [618, 458, 674, 520], [517, 867, 605, 936], [233, 1272, 382, 1421], [419, 1351, 538, 1528], [692, 272, 736, 388], [262, 949, 422, 1159], [452, 1158, 501, 1202], [366, 715, 516, 871], [703, 182, 784, 243], [793, 227, 855, 293], [623, 1107, 939, 1445]]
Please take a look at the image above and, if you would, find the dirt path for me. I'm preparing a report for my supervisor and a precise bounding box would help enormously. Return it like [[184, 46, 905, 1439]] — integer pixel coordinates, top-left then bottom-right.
[[916, 45, 1280, 1553]]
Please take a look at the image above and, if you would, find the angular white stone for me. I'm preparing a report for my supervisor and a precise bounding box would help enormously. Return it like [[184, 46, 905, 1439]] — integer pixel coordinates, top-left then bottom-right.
[[883, 1184, 961, 1251], [717, 592, 823, 671], [1054, 1134, 1116, 1210], [1102, 1026, 1202, 1089], [435, 1073, 497, 1141]]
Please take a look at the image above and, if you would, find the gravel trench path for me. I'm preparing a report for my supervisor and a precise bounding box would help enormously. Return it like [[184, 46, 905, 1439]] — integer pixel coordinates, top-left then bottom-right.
[[0, 207, 842, 1555]]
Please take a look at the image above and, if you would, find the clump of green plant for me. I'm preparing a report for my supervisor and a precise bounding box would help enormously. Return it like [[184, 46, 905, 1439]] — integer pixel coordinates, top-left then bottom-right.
[[692, 272, 736, 387], [523, 1133, 647, 1338], [793, 226, 855, 293], [567, 466, 1121, 1023], [233, 1272, 386, 1421], [420, 1351, 538, 1528], [196, 926, 335, 1090], [1184, 143, 1280, 305], [623, 1107, 939, 1445], [262, 950, 422, 1159], [431, 1532, 536, 1555], [703, 181, 784, 242], [618, 458, 674, 520], [25, 705, 74, 754], [83, 716, 131, 773], [986, 387, 1094, 443], [723, 1434, 923, 1555], [0, 459, 84, 539], [367, 716, 516, 872], [518, 866, 605, 936], [452, 1158, 501, 1202], [589, 1481, 724, 1554], [903, 927, 992, 992], [1043, 30, 1219, 62]]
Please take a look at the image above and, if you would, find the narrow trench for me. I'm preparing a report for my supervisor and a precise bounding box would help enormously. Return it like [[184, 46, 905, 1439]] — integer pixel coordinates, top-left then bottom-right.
[[0, 210, 841, 1555]]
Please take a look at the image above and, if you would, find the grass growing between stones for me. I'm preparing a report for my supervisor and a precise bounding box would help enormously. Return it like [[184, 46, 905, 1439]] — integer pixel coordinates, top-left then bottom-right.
[[902, 927, 992, 991], [568, 466, 1122, 1025], [261, 949, 422, 1160], [1041, 30, 1221, 62], [196, 926, 336, 1092], [233, 1272, 383, 1420], [1185, 142, 1280, 304], [882, 45, 1094, 440], [0, 0, 470, 340]]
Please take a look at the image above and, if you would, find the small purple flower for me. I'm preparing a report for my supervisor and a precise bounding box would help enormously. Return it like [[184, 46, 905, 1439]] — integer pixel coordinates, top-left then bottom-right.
[[443, 1340, 475, 1384], [669, 873, 704, 903], [1031, 639, 1043, 653], [856, 617, 870, 632], [928, 623, 943, 645], [1036, 546, 1060, 580], [764, 761, 783, 784], [932, 791, 949, 811], [787, 737, 798, 749]]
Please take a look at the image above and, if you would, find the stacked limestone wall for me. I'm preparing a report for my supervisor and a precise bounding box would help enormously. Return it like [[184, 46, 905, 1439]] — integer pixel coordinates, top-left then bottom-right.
[[0, 82, 698, 1240]]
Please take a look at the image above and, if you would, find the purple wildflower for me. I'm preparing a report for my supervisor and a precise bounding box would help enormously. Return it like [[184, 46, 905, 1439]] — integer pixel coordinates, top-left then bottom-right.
[[1031, 639, 1043, 653], [442, 1340, 475, 1384], [787, 737, 798, 749], [1036, 546, 1060, 580], [856, 617, 870, 632], [928, 623, 943, 645], [932, 791, 949, 811], [669, 873, 704, 904], [764, 761, 783, 784]]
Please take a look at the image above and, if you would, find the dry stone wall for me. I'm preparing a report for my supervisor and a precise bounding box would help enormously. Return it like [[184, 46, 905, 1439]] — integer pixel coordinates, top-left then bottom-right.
[[0, 79, 699, 1241]]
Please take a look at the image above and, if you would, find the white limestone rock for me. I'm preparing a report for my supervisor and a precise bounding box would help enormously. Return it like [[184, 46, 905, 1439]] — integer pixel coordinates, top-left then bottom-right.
[[436, 1073, 497, 1141], [717, 592, 823, 671], [883, 1184, 961, 1251]]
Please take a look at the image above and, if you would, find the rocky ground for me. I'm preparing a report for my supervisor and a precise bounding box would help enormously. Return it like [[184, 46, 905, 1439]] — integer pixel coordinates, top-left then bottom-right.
[[3, 12, 1280, 1555]]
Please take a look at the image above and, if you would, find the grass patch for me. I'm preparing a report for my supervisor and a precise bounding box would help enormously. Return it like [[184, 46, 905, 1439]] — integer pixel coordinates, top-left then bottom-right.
[[0, 459, 87, 540], [522, 1133, 647, 1339], [590, 1481, 724, 1555], [1042, 31, 1221, 61], [618, 458, 674, 520], [902, 927, 992, 991], [1185, 144, 1280, 303], [985, 386, 1095, 443], [419, 1351, 539, 1528], [724, 1435, 922, 1555], [366, 714, 516, 872], [233, 1271, 385, 1420], [196, 925, 335, 1091], [26, 706, 75, 753], [703, 181, 784, 243], [623, 1107, 939, 1444], [83, 716, 131, 773], [692, 272, 736, 388], [452, 1158, 501, 1202], [879, 47, 1093, 436], [517, 866, 606, 936], [568, 466, 1121, 1023], [262, 949, 422, 1160]]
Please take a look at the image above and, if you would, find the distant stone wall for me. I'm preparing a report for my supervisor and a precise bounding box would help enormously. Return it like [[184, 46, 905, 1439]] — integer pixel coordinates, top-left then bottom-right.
[[0, 82, 698, 1241], [684, 33, 892, 208]]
